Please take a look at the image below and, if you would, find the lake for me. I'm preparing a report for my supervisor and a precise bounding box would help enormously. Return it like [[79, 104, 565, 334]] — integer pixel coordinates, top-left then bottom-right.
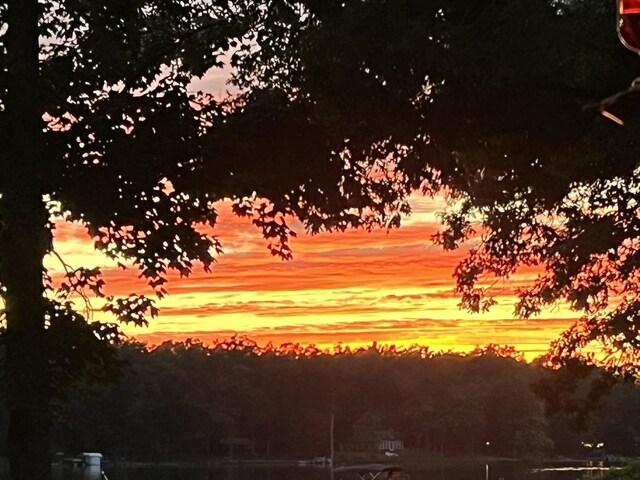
[[52, 462, 611, 480]]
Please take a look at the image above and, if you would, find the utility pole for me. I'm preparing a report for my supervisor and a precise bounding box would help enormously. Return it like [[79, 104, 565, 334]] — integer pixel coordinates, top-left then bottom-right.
[[330, 399, 335, 466], [330, 411, 335, 465]]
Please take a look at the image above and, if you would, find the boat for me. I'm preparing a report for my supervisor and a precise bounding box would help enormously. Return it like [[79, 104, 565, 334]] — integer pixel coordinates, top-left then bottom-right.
[[333, 463, 403, 480]]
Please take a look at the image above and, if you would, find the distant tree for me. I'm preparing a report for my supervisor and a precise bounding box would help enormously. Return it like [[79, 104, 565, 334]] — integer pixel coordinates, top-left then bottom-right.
[[513, 416, 554, 460], [47, 340, 534, 459], [590, 383, 640, 456]]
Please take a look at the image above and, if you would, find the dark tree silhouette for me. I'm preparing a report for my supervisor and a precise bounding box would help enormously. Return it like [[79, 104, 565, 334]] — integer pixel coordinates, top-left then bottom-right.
[[1, 0, 635, 478], [245, 0, 640, 378], [52, 339, 625, 462], [422, 0, 640, 375], [0, 1, 438, 478]]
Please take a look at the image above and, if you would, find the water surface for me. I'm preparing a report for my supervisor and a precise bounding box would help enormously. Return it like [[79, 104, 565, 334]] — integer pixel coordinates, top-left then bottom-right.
[[53, 462, 611, 480]]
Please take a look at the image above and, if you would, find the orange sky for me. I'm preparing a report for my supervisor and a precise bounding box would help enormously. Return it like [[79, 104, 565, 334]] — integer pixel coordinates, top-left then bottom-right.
[[47, 194, 579, 359]]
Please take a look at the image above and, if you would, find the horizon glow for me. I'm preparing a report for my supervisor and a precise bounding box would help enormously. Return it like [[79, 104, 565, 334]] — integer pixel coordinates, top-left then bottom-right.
[[47, 194, 578, 359]]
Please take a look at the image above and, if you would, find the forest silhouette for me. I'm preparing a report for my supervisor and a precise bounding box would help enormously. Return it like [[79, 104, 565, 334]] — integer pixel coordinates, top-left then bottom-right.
[[0, 338, 632, 463]]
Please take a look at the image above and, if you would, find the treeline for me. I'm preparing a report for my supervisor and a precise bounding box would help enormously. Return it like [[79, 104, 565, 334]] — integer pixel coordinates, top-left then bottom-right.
[[2, 337, 639, 462]]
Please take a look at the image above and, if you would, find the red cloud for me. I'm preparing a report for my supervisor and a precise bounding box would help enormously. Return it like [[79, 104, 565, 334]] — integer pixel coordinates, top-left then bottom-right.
[[51, 195, 569, 357]]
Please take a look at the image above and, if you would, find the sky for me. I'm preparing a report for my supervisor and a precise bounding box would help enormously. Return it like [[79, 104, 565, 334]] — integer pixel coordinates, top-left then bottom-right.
[[49, 193, 578, 359], [44, 69, 580, 359]]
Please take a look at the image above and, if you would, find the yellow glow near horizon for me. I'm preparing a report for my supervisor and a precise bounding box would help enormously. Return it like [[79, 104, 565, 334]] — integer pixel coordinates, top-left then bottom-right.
[[47, 195, 579, 359]]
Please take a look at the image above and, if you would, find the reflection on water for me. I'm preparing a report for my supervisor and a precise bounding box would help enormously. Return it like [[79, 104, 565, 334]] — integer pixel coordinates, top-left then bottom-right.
[[53, 463, 613, 480]]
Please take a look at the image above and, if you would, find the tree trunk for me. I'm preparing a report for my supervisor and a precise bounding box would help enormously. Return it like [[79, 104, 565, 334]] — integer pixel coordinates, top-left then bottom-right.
[[1, 172, 51, 480], [2, 1, 51, 479]]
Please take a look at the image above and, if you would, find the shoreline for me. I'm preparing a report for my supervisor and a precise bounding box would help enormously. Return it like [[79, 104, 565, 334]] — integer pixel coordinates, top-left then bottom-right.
[[88, 454, 634, 470]]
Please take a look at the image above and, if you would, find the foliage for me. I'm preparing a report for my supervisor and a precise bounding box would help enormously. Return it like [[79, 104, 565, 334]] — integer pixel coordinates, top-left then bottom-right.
[[598, 462, 640, 480], [421, 0, 640, 375], [1, 0, 638, 476], [47, 339, 547, 459], [39, 338, 640, 461], [0, 0, 632, 406], [590, 383, 640, 457], [236, 0, 640, 376], [0, 0, 450, 410], [0, 0, 447, 476], [533, 358, 616, 430]]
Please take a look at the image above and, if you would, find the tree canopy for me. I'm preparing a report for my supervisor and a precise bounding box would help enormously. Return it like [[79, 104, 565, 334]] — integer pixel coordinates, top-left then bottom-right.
[[421, 0, 640, 375], [242, 0, 640, 380], [1, 0, 639, 478], [0, 0, 438, 478], [242, 0, 640, 377]]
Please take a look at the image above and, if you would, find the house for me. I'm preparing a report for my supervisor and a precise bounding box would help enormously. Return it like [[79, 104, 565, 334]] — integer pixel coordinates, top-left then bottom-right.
[[219, 436, 254, 459], [347, 412, 403, 453]]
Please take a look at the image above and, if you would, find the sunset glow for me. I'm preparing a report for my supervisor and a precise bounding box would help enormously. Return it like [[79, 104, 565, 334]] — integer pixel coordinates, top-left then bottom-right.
[[48, 195, 578, 359]]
